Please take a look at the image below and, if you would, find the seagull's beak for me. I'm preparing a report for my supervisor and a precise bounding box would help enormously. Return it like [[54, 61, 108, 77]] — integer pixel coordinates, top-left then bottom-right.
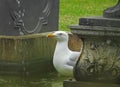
[[47, 33, 55, 38]]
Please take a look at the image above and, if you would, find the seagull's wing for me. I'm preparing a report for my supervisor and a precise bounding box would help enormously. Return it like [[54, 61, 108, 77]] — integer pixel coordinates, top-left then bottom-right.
[[69, 51, 80, 61], [66, 51, 80, 66]]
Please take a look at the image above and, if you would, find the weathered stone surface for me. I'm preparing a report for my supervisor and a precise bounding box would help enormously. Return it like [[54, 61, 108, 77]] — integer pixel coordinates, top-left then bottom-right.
[[0, 32, 56, 75], [67, 0, 120, 85], [0, 0, 59, 35], [70, 25, 120, 83], [70, 25, 120, 38], [74, 38, 120, 82], [79, 17, 120, 28]]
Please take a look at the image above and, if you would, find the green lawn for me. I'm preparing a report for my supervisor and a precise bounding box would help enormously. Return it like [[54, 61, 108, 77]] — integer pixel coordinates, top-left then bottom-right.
[[59, 0, 117, 31]]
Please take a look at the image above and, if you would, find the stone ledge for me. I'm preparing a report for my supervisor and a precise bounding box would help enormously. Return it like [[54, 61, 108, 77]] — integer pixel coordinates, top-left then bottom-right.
[[70, 25, 120, 38], [63, 80, 120, 87], [79, 17, 120, 27]]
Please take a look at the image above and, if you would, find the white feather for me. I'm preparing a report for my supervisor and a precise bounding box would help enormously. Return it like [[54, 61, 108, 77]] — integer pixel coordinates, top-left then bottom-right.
[[48, 31, 82, 76]]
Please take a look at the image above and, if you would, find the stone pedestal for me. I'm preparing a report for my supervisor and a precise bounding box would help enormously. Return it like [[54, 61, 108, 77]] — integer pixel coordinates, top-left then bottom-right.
[[70, 25, 120, 83], [68, 0, 120, 85]]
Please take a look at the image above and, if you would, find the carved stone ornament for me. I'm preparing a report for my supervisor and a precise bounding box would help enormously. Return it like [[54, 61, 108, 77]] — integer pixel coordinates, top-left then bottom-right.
[[7, 0, 55, 35], [68, 0, 120, 85], [74, 38, 120, 83], [70, 25, 120, 83], [0, 0, 59, 35]]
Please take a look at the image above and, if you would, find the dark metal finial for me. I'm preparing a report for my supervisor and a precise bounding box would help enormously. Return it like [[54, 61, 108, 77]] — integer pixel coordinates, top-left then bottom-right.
[[103, 0, 120, 18]]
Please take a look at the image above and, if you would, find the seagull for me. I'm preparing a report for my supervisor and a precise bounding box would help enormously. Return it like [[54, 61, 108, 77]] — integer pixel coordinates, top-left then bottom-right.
[[47, 31, 82, 76]]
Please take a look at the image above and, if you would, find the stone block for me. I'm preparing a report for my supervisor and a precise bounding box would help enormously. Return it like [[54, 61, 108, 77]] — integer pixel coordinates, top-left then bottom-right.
[[0, 0, 59, 35]]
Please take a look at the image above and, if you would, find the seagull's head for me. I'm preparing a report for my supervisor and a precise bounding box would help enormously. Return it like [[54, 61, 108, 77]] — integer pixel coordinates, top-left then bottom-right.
[[47, 31, 69, 42]]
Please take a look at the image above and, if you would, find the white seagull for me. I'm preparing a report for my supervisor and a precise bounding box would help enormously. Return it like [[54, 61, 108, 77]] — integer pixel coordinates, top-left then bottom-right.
[[47, 31, 82, 76]]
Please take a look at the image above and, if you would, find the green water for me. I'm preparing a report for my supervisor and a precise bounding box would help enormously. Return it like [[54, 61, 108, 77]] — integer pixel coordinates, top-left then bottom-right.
[[0, 72, 119, 87], [0, 72, 67, 87]]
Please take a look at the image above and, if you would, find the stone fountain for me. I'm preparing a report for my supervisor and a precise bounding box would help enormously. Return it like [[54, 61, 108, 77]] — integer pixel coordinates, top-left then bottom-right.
[[64, 0, 120, 87], [0, 0, 83, 76], [0, 0, 59, 75]]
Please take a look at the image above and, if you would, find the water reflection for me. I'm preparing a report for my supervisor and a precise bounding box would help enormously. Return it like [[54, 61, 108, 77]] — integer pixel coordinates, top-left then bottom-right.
[[0, 72, 67, 87]]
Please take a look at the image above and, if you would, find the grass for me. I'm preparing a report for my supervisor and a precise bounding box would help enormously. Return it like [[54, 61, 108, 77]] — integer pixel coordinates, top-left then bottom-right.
[[59, 0, 117, 31]]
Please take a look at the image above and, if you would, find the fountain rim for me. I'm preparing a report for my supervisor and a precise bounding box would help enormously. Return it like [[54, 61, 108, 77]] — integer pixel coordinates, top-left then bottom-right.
[[0, 32, 53, 39], [70, 25, 120, 38]]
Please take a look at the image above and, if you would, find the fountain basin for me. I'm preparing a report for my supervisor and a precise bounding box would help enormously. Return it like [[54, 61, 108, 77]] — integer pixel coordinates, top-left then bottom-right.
[[0, 32, 55, 75], [0, 32, 82, 75]]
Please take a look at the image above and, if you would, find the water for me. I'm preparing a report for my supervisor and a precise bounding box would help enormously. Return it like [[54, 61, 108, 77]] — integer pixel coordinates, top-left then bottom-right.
[[0, 72, 67, 87], [0, 72, 119, 87]]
